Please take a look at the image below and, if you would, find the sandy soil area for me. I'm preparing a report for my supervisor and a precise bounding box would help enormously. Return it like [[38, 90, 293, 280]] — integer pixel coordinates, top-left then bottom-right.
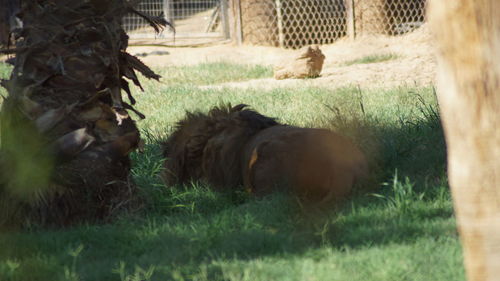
[[1, 25, 435, 90], [129, 24, 436, 90]]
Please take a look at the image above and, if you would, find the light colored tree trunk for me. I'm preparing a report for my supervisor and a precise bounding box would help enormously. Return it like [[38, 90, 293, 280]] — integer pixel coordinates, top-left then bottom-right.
[[428, 1, 500, 280]]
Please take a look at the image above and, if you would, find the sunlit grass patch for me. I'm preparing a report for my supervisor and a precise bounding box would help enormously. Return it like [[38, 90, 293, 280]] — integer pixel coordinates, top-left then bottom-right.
[[343, 53, 400, 66], [153, 61, 272, 86]]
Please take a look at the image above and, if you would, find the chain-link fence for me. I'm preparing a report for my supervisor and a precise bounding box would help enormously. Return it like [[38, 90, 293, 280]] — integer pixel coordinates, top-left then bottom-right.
[[239, 0, 346, 48], [235, 0, 427, 49], [122, 0, 427, 47], [354, 0, 426, 36], [123, 0, 229, 44]]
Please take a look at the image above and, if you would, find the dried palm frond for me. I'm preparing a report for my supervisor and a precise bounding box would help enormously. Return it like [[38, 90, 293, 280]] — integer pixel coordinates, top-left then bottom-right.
[[0, 0, 167, 228]]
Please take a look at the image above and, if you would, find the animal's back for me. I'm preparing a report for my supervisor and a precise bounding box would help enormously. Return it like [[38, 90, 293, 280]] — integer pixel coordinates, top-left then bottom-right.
[[242, 126, 368, 203]]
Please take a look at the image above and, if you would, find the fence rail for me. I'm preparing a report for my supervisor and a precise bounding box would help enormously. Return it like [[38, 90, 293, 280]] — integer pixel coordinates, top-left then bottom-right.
[[123, 0, 230, 45], [122, 0, 427, 48]]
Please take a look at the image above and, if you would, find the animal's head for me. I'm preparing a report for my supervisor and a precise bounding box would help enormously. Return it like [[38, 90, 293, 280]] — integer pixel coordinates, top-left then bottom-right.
[[161, 111, 207, 185], [161, 104, 279, 188]]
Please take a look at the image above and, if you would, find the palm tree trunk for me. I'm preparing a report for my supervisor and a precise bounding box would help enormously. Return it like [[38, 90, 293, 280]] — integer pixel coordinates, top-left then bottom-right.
[[0, 0, 19, 46], [0, 0, 166, 228], [428, 1, 500, 280]]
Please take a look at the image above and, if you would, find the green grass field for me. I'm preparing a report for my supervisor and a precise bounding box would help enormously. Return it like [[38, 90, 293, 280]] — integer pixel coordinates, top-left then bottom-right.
[[0, 61, 464, 281]]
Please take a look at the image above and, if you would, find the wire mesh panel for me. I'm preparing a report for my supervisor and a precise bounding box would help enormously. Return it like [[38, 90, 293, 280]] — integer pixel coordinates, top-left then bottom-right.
[[353, 0, 426, 36], [123, 0, 226, 44], [169, 0, 221, 34], [238, 0, 427, 48], [123, 0, 165, 38], [240, 0, 346, 49], [281, 1, 346, 48], [386, 0, 426, 35], [240, 0, 279, 47]]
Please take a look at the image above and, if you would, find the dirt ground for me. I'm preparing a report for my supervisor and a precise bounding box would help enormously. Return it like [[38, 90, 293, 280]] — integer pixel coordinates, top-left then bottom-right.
[[129, 24, 436, 90], [0, 25, 435, 90]]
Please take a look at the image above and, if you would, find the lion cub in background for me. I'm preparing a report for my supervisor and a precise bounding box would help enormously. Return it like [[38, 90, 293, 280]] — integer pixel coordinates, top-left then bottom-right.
[[161, 104, 368, 204]]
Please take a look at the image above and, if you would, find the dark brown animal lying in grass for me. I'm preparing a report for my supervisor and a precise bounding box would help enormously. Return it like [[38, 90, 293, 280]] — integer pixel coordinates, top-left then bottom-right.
[[161, 104, 368, 203]]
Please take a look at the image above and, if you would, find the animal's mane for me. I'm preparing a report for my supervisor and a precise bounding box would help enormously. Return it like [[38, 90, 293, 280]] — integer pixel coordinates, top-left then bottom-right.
[[162, 104, 279, 188]]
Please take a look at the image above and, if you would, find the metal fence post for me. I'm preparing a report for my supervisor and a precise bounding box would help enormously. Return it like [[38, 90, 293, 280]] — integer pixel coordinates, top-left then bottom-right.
[[228, 0, 243, 44], [275, 0, 284, 48], [346, 0, 355, 39], [163, 0, 174, 27], [220, 0, 231, 39]]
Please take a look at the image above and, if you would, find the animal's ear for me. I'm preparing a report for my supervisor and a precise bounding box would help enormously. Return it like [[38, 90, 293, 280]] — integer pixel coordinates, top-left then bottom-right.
[[239, 109, 279, 129], [231, 104, 248, 112]]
